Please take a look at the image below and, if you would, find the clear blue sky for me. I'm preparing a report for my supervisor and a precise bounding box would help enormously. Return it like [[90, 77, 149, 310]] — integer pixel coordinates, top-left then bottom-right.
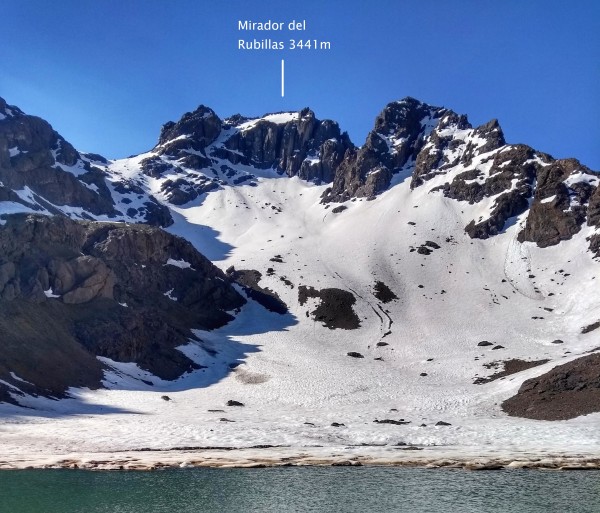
[[2, 0, 598, 168]]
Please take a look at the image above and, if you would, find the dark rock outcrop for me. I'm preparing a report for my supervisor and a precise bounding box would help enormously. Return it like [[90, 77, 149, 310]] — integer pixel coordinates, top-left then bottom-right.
[[225, 268, 288, 314], [323, 98, 446, 202], [154, 105, 354, 186], [582, 321, 600, 334], [298, 285, 360, 330], [374, 419, 410, 425], [347, 352, 364, 358], [411, 114, 503, 188], [0, 214, 245, 402], [159, 176, 219, 205], [157, 105, 222, 152], [502, 354, 600, 420], [436, 145, 542, 239], [373, 281, 398, 303], [518, 159, 598, 247]]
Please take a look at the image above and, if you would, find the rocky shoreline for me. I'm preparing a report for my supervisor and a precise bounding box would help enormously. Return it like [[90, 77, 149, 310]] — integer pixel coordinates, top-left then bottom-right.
[[2, 447, 600, 471]]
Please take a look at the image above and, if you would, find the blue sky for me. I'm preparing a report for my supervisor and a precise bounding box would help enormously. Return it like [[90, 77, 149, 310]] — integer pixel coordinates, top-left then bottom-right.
[[2, 0, 599, 168]]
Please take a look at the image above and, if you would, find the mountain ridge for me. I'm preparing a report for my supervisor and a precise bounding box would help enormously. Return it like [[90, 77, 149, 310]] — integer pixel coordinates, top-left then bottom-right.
[[114, 96, 600, 255], [3, 95, 597, 242]]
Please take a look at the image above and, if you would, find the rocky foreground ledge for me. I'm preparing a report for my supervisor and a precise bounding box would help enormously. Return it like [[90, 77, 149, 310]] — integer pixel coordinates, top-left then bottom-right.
[[1, 446, 599, 471]]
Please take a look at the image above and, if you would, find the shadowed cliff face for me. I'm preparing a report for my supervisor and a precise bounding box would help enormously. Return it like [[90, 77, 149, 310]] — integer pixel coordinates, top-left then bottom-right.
[[0, 215, 245, 402]]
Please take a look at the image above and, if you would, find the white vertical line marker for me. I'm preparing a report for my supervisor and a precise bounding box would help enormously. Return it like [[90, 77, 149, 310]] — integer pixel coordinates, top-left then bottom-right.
[[281, 59, 285, 97]]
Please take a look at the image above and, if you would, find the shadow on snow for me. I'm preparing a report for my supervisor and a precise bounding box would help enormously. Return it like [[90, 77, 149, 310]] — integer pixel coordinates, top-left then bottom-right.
[[0, 293, 297, 418]]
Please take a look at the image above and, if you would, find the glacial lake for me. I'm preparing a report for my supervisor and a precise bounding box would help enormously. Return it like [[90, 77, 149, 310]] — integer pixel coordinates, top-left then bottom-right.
[[1, 467, 599, 512]]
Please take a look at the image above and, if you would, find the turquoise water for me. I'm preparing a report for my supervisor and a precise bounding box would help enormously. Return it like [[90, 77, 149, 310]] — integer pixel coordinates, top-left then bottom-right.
[[0, 467, 599, 513]]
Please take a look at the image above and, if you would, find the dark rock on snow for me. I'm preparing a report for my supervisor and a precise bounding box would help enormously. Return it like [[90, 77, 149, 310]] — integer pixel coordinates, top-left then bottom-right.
[[582, 321, 600, 334], [502, 353, 600, 420], [298, 285, 361, 330], [347, 352, 364, 359], [226, 268, 288, 314], [374, 419, 411, 425], [373, 280, 398, 303]]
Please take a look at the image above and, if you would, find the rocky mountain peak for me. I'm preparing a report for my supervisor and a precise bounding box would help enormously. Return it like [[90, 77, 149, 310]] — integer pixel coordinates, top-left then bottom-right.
[[373, 97, 445, 137], [322, 98, 449, 202], [137, 105, 355, 205], [157, 104, 222, 150], [2, 95, 597, 254], [0, 97, 24, 120]]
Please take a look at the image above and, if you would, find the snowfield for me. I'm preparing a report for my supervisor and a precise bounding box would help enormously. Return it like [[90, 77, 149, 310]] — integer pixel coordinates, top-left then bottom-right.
[[1, 166, 599, 470]]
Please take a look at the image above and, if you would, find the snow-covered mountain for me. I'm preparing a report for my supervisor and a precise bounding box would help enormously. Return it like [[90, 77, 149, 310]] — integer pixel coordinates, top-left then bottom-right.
[[0, 95, 599, 469], [0, 97, 171, 226]]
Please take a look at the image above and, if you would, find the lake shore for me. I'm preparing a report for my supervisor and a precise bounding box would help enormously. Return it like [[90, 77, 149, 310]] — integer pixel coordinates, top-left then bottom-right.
[[2, 446, 599, 471]]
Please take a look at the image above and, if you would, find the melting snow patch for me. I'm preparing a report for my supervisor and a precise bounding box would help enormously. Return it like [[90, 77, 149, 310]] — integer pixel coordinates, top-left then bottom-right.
[[564, 171, 599, 188], [14, 186, 37, 204], [540, 195, 556, 204], [0, 379, 21, 392], [262, 112, 299, 124], [9, 372, 33, 385], [156, 134, 190, 148], [523, 156, 551, 167], [0, 201, 45, 218], [98, 357, 164, 390], [164, 288, 178, 301], [53, 155, 89, 177], [43, 288, 61, 298], [80, 181, 99, 194], [165, 258, 193, 270], [238, 112, 298, 131]]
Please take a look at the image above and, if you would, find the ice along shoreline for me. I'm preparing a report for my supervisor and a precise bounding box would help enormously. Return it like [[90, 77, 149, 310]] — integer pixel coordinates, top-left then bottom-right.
[[1, 446, 600, 471]]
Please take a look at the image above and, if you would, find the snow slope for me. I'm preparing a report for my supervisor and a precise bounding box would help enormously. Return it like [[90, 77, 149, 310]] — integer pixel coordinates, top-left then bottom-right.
[[1, 161, 599, 468]]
